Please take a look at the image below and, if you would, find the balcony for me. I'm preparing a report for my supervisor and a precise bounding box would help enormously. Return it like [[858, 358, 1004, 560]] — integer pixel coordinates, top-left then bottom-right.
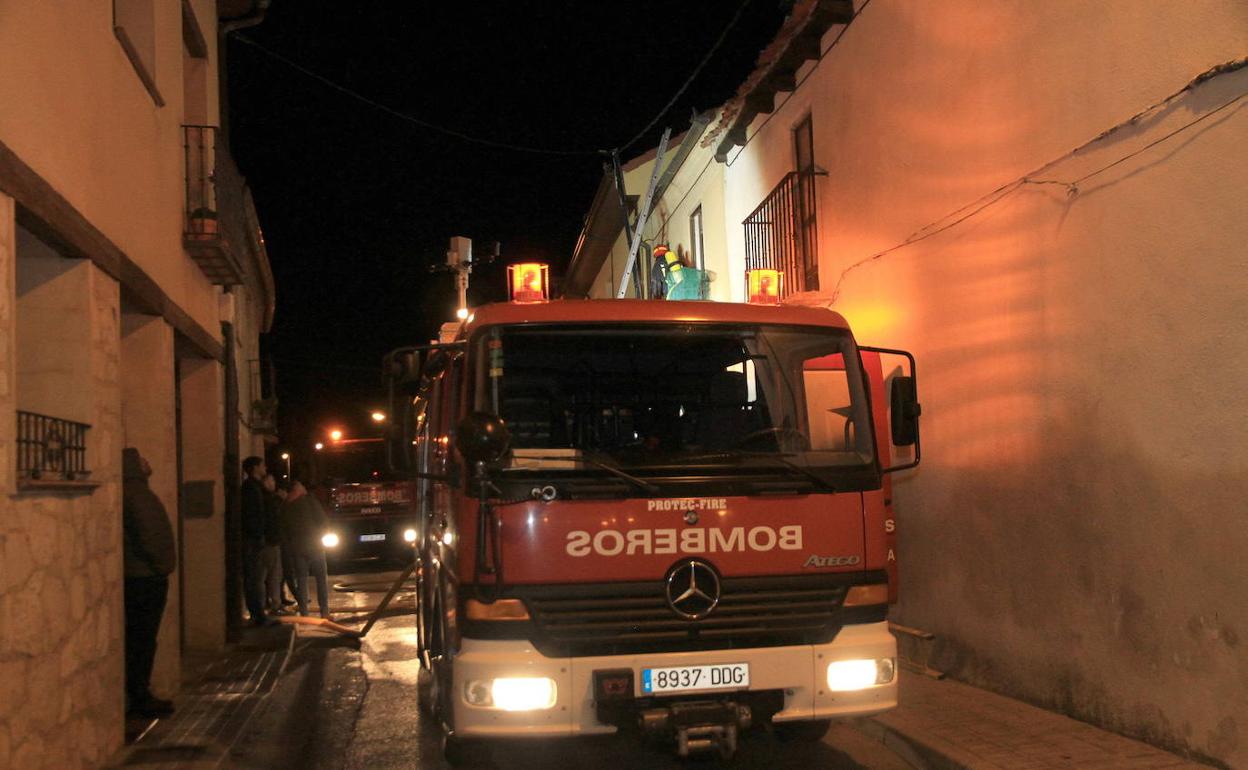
[[742, 171, 820, 297], [16, 410, 91, 482], [182, 125, 248, 285]]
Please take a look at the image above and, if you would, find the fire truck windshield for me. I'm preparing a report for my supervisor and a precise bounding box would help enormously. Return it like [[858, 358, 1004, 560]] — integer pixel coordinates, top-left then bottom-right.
[[316, 439, 395, 484], [472, 323, 877, 484]]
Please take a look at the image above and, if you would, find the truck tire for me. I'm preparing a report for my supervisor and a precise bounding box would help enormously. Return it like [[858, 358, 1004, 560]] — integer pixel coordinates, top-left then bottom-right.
[[774, 718, 832, 743], [416, 666, 435, 717]]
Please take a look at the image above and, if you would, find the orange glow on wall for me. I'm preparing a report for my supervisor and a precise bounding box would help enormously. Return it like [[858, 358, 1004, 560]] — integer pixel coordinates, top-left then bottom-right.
[[508, 263, 549, 302], [747, 269, 782, 304]]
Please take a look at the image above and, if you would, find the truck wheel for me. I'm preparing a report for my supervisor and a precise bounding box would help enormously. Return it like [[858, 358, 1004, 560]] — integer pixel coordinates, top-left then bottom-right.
[[774, 718, 832, 743], [416, 666, 435, 717], [444, 735, 492, 767]]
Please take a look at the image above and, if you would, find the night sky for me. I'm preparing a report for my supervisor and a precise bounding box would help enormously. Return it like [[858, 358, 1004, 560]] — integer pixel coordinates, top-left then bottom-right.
[[226, 1, 791, 451]]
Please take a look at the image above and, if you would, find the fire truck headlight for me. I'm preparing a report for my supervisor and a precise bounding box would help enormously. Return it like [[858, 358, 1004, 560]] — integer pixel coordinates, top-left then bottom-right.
[[403, 528, 417, 543], [464, 677, 557, 710], [826, 658, 895, 691], [321, 532, 340, 549], [491, 678, 557, 711]]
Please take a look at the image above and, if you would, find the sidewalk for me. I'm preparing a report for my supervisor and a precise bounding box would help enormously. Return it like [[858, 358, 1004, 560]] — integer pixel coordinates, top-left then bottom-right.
[[857, 674, 1214, 770], [111, 623, 295, 770], [110, 619, 1214, 769]]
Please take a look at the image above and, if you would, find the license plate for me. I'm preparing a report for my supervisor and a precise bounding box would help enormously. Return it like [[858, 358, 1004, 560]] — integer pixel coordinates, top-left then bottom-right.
[[359, 533, 386, 542], [641, 663, 749, 694], [360, 506, 383, 514]]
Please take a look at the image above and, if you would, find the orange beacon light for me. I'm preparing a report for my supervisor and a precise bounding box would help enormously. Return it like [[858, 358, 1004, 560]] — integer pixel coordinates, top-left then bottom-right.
[[507, 263, 550, 303], [747, 269, 782, 304]]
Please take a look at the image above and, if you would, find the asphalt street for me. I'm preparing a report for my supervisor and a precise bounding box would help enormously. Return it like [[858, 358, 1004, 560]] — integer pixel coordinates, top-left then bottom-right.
[[226, 564, 914, 769]]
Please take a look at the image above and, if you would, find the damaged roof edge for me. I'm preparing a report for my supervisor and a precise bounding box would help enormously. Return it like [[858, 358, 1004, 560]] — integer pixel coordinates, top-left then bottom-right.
[[706, 0, 855, 161], [563, 170, 628, 298]]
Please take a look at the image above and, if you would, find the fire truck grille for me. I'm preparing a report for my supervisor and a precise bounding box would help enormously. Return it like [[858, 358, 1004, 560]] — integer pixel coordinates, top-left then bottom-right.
[[521, 574, 875, 658]]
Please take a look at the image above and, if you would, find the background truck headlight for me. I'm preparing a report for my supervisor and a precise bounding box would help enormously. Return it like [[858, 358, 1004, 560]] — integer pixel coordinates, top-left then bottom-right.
[[321, 532, 340, 548], [464, 678, 557, 711], [403, 528, 417, 543], [826, 658, 896, 691]]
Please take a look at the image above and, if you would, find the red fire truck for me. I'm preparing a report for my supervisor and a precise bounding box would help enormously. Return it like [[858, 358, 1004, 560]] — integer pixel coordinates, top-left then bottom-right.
[[385, 279, 920, 762], [311, 437, 419, 564]]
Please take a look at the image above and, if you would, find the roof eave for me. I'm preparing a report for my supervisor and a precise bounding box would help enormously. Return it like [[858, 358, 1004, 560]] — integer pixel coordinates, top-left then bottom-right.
[[563, 170, 629, 298], [709, 0, 855, 161]]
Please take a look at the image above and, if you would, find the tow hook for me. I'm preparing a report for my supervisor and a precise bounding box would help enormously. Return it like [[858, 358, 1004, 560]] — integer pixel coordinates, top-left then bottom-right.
[[639, 700, 752, 759]]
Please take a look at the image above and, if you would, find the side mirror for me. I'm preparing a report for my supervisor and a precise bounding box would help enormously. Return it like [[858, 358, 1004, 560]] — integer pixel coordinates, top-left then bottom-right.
[[889, 375, 921, 446], [860, 345, 921, 474], [456, 412, 511, 465]]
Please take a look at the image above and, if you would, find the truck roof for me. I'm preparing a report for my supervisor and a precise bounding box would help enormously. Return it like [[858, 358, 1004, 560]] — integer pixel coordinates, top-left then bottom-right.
[[462, 299, 850, 335]]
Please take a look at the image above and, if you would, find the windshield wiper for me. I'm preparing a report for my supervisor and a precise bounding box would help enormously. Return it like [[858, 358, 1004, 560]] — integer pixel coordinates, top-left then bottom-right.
[[510, 451, 660, 494]]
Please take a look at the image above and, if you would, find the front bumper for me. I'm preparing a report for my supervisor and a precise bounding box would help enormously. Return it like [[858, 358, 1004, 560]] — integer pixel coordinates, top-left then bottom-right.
[[452, 621, 897, 738], [323, 516, 416, 558]]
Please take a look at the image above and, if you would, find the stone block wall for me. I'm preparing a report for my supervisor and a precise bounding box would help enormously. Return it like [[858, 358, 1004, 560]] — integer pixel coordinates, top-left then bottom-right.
[[0, 197, 126, 768]]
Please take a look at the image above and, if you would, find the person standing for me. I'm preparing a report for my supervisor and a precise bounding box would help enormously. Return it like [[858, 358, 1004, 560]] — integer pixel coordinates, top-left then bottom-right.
[[260, 473, 285, 614], [240, 456, 272, 626], [122, 447, 176, 718], [270, 480, 299, 608], [280, 480, 333, 619]]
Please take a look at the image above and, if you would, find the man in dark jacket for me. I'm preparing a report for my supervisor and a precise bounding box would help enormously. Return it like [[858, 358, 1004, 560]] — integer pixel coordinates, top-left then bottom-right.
[[122, 447, 176, 718], [260, 473, 286, 613], [240, 456, 272, 626], [280, 480, 333, 619]]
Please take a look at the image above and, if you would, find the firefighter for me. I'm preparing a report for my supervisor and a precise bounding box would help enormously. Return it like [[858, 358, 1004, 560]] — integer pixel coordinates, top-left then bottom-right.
[[664, 246, 705, 300], [648, 244, 670, 299]]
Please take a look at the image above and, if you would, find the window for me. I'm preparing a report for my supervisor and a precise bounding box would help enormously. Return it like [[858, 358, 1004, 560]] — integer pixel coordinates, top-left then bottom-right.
[[114, 0, 164, 106], [792, 115, 818, 290], [689, 206, 705, 270]]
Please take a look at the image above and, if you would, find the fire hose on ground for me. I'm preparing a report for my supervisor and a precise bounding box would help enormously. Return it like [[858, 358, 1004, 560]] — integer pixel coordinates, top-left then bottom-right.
[[278, 561, 417, 638]]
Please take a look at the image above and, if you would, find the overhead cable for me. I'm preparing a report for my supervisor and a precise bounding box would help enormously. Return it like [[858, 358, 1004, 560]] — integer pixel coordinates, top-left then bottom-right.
[[231, 32, 606, 157], [618, 0, 755, 153], [826, 60, 1248, 304]]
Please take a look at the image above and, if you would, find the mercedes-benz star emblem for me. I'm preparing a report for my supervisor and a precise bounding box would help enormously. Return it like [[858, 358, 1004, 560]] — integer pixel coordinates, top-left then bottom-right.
[[665, 559, 721, 620]]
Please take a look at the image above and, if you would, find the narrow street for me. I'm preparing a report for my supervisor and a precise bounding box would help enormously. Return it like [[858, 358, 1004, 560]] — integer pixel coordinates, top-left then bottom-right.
[[226, 563, 913, 770]]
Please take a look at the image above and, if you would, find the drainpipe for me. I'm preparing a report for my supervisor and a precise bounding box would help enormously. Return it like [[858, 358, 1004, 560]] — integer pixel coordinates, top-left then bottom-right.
[[222, 313, 242, 641]]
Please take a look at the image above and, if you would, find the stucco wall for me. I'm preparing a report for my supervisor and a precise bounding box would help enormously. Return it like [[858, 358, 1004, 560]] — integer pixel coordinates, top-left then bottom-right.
[[0, 195, 13, 492], [589, 145, 732, 301], [0, 0, 221, 337], [721, 1, 1247, 764], [13, 228, 94, 424], [121, 314, 181, 697], [179, 356, 226, 652], [649, 145, 732, 302]]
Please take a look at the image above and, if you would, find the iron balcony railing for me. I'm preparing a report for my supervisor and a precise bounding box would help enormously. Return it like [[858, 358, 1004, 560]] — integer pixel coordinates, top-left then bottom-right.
[[183, 125, 248, 285], [742, 170, 821, 297], [16, 411, 90, 481]]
